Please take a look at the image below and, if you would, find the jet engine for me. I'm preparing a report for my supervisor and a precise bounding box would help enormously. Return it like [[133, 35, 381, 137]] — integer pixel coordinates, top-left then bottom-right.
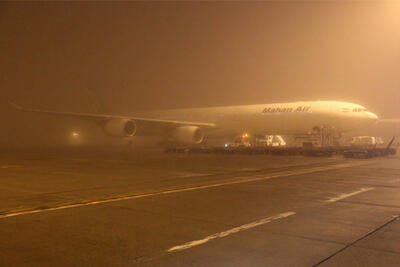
[[103, 119, 136, 137], [171, 126, 204, 144]]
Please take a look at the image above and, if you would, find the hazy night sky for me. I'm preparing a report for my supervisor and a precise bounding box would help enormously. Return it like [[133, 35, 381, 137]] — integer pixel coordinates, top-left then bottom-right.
[[1, 1, 400, 145]]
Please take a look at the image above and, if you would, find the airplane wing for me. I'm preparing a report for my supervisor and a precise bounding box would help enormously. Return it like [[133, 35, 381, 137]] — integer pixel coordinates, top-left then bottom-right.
[[9, 102, 217, 133]]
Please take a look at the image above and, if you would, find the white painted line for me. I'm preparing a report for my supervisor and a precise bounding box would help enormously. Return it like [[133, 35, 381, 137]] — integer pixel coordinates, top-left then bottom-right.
[[326, 187, 375, 202], [167, 211, 295, 252], [0, 162, 365, 219], [176, 172, 215, 178]]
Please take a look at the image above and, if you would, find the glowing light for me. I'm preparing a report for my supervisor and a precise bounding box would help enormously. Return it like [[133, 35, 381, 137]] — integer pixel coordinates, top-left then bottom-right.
[[71, 132, 79, 137], [224, 143, 228, 147], [242, 133, 249, 138]]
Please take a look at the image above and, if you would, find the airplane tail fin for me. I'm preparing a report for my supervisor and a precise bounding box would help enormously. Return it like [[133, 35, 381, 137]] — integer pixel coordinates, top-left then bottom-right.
[[9, 101, 23, 111]]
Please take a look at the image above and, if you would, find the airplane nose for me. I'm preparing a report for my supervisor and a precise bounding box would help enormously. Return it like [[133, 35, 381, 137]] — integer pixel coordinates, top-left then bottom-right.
[[366, 112, 378, 122]]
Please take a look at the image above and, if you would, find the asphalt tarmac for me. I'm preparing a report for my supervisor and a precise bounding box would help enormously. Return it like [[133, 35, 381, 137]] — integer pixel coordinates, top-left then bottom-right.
[[0, 148, 399, 266]]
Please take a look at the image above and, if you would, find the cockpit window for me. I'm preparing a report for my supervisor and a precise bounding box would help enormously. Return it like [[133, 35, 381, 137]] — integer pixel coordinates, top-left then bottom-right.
[[341, 107, 367, 113], [352, 107, 367, 112]]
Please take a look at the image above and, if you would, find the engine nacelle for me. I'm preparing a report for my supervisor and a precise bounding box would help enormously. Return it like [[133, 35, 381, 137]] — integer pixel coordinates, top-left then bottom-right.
[[171, 126, 204, 144], [103, 119, 136, 137]]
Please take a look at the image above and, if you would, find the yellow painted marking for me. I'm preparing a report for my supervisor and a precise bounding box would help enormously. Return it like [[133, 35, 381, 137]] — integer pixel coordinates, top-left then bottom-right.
[[327, 187, 374, 202], [167, 212, 295, 252], [0, 165, 22, 169], [0, 162, 366, 219]]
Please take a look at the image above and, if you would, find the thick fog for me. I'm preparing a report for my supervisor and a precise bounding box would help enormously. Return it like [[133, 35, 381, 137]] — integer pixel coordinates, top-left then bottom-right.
[[1, 2, 400, 147]]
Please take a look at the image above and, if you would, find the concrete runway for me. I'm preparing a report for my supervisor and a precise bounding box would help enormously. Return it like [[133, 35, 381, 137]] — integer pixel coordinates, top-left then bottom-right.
[[0, 149, 399, 266]]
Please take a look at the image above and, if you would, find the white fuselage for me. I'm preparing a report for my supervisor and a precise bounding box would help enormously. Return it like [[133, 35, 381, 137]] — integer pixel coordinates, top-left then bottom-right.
[[144, 101, 378, 137]]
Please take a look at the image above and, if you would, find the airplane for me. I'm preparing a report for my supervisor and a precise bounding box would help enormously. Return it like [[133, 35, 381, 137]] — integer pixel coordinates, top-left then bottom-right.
[[10, 101, 378, 145]]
